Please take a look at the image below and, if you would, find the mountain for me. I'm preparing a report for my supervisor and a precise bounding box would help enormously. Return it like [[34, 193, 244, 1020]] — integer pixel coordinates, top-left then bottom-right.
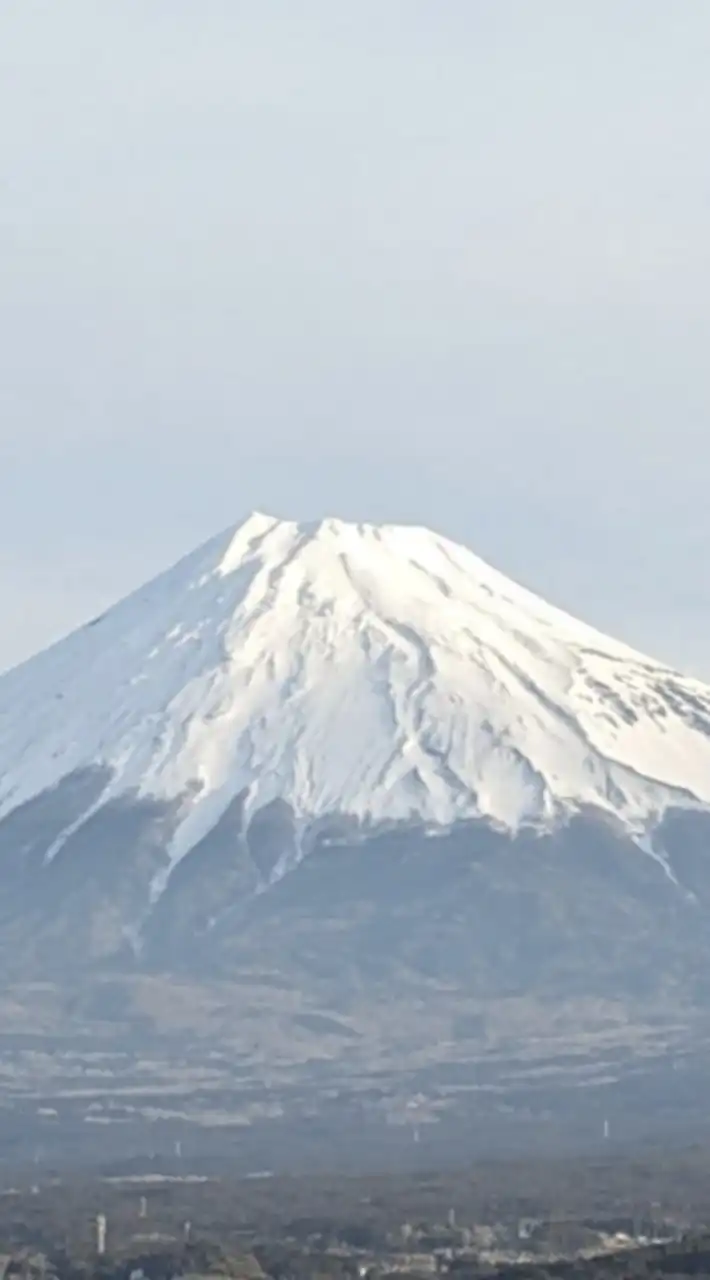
[[2, 512, 710, 1165], [3, 511, 710, 867]]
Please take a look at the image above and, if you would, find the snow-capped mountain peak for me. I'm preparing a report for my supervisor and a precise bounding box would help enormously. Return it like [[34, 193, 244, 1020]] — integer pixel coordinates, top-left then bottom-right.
[[2, 511, 710, 883]]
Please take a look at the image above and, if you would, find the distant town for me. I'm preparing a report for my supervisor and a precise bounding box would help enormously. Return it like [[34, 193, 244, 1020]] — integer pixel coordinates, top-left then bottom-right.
[[1, 1155, 710, 1280]]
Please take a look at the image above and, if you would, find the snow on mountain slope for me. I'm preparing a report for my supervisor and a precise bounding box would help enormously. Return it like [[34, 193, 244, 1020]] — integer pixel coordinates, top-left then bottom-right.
[[1, 511, 710, 876]]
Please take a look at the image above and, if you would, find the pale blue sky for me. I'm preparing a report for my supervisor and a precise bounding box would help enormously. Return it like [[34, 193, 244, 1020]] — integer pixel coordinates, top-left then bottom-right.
[[1, 2, 710, 676]]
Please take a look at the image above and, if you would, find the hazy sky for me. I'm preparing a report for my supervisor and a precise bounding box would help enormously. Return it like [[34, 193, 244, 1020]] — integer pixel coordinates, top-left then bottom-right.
[[2, 2, 710, 677]]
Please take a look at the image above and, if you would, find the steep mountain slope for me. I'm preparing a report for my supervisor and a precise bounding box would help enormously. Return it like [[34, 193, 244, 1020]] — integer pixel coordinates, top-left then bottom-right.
[[1, 511, 710, 897], [2, 512, 710, 1159]]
